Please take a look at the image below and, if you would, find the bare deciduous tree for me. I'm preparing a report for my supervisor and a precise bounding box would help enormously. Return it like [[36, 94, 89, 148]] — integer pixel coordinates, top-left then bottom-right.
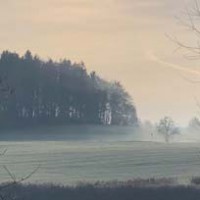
[[168, 0, 200, 59], [0, 148, 39, 200], [188, 117, 200, 130], [157, 117, 179, 143]]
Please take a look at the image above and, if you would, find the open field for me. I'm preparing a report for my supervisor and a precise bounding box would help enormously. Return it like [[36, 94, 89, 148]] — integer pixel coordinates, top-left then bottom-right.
[[0, 126, 200, 185]]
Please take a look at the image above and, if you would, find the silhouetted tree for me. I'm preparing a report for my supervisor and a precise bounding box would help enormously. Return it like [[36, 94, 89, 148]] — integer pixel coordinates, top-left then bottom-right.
[[169, 0, 200, 59], [157, 116, 179, 143], [0, 51, 138, 128], [188, 117, 200, 131]]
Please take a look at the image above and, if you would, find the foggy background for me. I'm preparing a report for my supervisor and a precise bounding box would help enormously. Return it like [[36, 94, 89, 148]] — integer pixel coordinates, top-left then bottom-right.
[[0, 0, 199, 126]]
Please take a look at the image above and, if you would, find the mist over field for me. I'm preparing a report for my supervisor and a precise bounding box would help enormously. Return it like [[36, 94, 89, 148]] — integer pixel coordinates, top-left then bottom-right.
[[2, 0, 200, 199], [0, 124, 200, 187]]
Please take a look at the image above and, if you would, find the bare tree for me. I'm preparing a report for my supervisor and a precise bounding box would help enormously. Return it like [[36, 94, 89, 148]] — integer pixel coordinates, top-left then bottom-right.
[[156, 117, 180, 143], [169, 0, 200, 59], [188, 117, 200, 130], [0, 148, 39, 200], [168, 0, 200, 109]]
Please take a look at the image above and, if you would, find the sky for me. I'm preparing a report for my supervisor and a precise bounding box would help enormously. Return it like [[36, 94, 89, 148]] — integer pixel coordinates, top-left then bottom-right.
[[0, 0, 200, 126]]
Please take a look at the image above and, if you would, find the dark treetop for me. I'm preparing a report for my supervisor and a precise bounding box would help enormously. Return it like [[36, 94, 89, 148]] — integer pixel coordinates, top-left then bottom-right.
[[0, 50, 138, 128]]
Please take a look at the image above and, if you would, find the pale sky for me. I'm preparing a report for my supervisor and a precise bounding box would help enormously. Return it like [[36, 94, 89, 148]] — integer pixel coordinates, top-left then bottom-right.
[[1, 0, 200, 126]]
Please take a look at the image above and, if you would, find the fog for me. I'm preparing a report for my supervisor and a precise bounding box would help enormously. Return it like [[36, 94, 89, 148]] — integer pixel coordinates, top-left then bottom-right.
[[0, 125, 140, 142], [0, 125, 200, 185], [139, 125, 200, 144], [0, 124, 200, 144]]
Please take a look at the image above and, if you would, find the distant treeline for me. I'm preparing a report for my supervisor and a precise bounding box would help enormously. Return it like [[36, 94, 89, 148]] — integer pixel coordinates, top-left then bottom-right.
[[0, 50, 138, 127]]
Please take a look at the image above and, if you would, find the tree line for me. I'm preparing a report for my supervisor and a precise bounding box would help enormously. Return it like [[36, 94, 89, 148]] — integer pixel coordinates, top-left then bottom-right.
[[0, 50, 138, 128]]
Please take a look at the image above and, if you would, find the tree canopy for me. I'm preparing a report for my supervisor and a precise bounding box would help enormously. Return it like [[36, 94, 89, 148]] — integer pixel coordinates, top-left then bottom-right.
[[0, 50, 138, 128]]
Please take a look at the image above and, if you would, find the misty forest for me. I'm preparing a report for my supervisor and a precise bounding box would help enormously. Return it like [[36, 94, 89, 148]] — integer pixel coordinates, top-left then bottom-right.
[[0, 50, 137, 128]]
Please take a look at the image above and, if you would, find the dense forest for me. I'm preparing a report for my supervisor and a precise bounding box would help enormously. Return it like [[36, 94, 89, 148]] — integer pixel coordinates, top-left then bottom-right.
[[0, 50, 138, 128]]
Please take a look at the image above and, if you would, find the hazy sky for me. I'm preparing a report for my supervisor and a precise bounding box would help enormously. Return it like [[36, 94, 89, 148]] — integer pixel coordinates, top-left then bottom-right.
[[1, 0, 200, 125]]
